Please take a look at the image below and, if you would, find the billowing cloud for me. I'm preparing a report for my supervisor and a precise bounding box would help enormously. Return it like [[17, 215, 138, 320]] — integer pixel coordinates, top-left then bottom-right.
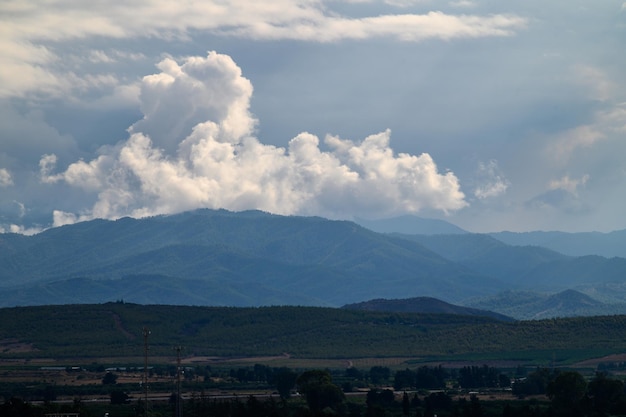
[[0, 201, 42, 235], [573, 65, 614, 102], [549, 174, 589, 197], [0, 0, 525, 98], [525, 174, 591, 215], [473, 160, 509, 200], [0, 168, 13, 187], [42, 52, 467, 226], [0, 224, 43, 236], [546, 125, 606, 164]]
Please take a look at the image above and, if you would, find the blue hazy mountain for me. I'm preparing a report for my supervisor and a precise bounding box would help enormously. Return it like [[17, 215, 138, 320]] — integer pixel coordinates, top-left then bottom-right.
[[0, 209, 500, 307], [1, 208, 626, 317], [354, 215, 467, 235], [490, 230, 626, 258]]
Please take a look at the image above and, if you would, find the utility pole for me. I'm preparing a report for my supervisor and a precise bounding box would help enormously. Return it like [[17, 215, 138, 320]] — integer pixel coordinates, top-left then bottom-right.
[[175, 345, 183, 417], [143, 327, 150, 416]]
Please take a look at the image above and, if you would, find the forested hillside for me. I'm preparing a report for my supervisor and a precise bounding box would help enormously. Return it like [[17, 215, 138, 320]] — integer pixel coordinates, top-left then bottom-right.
[[2, 303, 626, 364], [0, 209, 499, 306]]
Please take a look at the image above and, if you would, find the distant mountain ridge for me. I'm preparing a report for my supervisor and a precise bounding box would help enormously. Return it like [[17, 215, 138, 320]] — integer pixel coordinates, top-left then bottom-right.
[[0, 209, 499, 307], [393, 233, 626, 296], [355, 215, 467, 235], [464, 289, 626, 320], [490, 230, 626, 258], [342, 297, 513, 321], [355, 214, 626, 259], [1, 208, 626, 317]]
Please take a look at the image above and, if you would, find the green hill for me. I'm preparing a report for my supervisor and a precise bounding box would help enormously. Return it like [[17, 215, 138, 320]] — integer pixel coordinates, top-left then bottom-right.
[[342, 296, 513, 321], [2, 303, 626, 366]]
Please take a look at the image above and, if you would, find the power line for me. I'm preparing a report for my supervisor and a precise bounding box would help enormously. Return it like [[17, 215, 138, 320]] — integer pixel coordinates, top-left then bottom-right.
[[143, 327, 151, 416], [175, 345, 184, 417]]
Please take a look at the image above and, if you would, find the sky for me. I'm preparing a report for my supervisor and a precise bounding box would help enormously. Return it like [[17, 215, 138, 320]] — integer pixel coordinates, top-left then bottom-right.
[[1, 0, 625, 235]]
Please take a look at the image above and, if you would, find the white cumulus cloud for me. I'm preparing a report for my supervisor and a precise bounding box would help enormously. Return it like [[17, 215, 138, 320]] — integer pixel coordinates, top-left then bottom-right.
[[43, 51, 467, 226], [473, 160, 509, 200], [0, 168, 13, 187], [549, 174, 589, 197], [547, 125, 606, 164]]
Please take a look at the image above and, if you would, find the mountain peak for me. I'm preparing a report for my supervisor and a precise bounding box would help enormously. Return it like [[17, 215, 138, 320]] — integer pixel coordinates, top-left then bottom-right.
[[342, 297, 513, 321]]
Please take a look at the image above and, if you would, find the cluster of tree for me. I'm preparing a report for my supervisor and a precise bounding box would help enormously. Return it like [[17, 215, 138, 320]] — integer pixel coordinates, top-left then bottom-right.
[[6, 369, 626, 417], [597, 361, 626, 372], [0, 397, 89, 417], [0, 389, 484, 417], [341, 365, 391, 386], [394, 365, 448, 390], [7, 362, 626, 417], [301, 364, 509, 393], [457, 365, 511, 389], [514, 369, 626, 417]]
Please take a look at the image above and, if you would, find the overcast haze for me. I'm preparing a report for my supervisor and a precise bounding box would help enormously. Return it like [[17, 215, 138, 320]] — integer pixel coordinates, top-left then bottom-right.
[[1, 1, 625, 234]]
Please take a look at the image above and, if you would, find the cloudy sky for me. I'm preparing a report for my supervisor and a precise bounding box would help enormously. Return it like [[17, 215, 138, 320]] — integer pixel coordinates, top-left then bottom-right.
[[1, 0, 625, 234]]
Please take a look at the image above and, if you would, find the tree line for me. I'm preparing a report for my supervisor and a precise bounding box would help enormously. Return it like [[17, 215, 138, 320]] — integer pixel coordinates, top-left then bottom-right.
[[4, 364, 626, 416]]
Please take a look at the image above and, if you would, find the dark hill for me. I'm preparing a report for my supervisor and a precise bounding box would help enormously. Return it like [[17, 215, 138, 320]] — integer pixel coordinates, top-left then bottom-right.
[[3, 303, 626, 363], [342, 297, 513, 321]]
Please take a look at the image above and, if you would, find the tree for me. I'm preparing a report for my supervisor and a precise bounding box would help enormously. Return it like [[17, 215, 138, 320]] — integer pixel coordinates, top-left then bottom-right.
[[102, 371, 118, 385], [42, 385, 56, 404], [512, 367, 556, 397], [0, 397, 35, 417], [272, 367, 298, 400], [369, 366, 391, 385], [366, 389, 395, 407], [297, 369, 345, 414], [110, 390, 130, 404], [346, 366, 364, 380], [416, 365, 447, 389], [587, 372, 625, 416], [547, 371, 587, 416], [424, 392, 452, 414], [394, 369, 415, 390], [403, 391, 411, 416]]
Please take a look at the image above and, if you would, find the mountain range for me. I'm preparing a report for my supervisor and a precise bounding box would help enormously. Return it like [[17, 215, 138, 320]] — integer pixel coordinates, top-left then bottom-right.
[[355, 214, 626, 259], [0, 209, 498, 307], [1, 209, 626, 319]]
